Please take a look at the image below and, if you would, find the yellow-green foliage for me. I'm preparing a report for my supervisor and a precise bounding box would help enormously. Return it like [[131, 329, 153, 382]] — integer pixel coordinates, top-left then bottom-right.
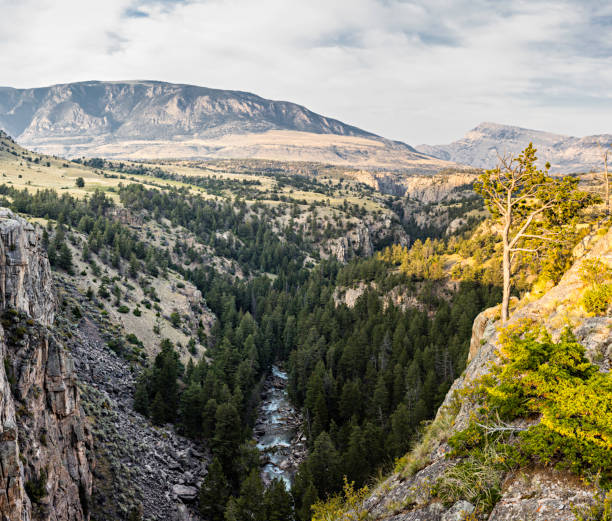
[[454, 323, 612, 487], [311, 478, 370, 521], [580, 259, 612, 315], [378, 239, 445, 280]]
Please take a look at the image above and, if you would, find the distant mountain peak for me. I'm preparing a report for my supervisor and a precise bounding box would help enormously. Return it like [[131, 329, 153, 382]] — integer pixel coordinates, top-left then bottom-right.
[[417, 122, 611, 173]]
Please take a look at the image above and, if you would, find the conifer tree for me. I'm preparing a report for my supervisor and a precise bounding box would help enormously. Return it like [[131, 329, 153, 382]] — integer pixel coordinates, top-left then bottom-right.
[[224, 470, 265, 521], [198, 457, 229, 521], [133, 378, 149, 417], [475, 144, 593, 321], [150, 392, 165, 426], [264, 478, 294, 521]]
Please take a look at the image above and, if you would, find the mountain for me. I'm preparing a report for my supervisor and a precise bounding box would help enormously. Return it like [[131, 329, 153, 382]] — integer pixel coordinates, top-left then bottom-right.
[[417, 122, 612, 173], [0, 80, 454, 172]]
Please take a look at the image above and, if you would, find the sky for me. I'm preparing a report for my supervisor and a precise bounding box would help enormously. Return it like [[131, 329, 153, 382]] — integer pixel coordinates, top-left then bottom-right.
[[0, 0, 611, 144]]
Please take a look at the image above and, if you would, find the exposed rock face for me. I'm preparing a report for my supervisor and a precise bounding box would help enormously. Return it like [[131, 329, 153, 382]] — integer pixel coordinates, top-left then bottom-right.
[[417, 122, 612, 174], [329, 224, 374, 263], [0, 81, 455, 172], [328, 218, 408, 263], [401, 173, 477, 203], [488, 467, 595, 521], [351, 171, 477, 197], [0, 209, 57, 326], [0, 209, 93, 521], [349, 226, 611, 520]]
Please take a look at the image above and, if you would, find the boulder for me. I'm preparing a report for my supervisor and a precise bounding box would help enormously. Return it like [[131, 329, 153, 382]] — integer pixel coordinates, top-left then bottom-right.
[[172, 484, 198, 502]]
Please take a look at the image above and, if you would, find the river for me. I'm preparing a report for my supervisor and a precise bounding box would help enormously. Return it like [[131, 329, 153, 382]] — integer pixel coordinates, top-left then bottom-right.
[[254, 366, 306, 489]]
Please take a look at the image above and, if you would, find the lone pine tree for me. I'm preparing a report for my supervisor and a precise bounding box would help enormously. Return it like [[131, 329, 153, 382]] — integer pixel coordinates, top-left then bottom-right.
[[475, 143, 594, 322]]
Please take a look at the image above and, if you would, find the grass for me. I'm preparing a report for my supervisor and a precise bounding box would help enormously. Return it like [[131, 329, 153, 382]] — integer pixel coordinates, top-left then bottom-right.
[[395, 400, 459, 479], [432, 442, 511, 514]]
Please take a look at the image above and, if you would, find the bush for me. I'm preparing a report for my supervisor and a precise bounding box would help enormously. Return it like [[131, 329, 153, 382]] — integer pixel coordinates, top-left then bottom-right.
[[311, 478, 369, 521], [126, 333, 141, 345], [580, 259, 612, 315], [107, 338, 124, 355], [75, 177, 85, 188], [169, 311, 181, 327], [117, 305, 129, 314], [133, 308, 142, 317], [453, 324, 612, 489], [582, 284, 612, 315], [25, 468, 47, 504]]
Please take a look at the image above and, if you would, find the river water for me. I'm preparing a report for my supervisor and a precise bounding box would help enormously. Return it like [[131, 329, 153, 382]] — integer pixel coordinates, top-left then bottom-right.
[[254, 366, 306, 489]]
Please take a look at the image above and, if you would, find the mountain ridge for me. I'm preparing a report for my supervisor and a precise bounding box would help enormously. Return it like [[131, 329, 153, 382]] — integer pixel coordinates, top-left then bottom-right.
[[0, 80, 456, 172], [417, 121, 612, 173]]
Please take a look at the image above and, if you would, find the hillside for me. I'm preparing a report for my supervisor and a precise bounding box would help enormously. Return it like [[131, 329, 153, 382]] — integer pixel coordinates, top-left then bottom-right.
[[0, 81, 456, 173], [0, 132, 492, 521], [321, 224, 611, 521], [0, 133, 607, 521], [417, 122, 612, 173]]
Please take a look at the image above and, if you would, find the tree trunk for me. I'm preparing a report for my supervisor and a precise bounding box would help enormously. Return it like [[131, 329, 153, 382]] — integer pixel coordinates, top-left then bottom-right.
[[501, 210, 511, 323], [502, 241, 510, 323], [605, 151, 610, 216]]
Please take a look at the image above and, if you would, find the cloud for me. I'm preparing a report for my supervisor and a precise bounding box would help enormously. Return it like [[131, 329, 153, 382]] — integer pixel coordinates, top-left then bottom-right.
[[0, 0, 609, 143], [123, 7, 149, 18]]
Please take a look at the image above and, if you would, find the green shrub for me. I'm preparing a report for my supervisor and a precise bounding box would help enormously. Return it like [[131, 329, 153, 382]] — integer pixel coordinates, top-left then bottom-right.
[[107, 339, 124, 355], [169, 312, 181, 327], [126, 333, 141, 345], [25, 468, 47, 504], [582, 284, 612, 315], [580, 259, 612, 315], [453, 324, 612, 489], [117, 305, 129, 314]]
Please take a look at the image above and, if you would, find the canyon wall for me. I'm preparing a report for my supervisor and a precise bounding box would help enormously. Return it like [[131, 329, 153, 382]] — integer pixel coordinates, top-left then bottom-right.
[[0, 209, 93, 521]]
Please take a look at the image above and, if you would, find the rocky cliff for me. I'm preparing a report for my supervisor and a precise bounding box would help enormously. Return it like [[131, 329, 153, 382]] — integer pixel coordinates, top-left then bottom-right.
[[417, 122, 612, 174], [0, 209, 93, 521], [346, 225, 611, 520]]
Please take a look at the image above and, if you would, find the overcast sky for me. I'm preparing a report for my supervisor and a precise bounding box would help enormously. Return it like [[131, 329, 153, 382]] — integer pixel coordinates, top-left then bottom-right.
[[0, 0, 610, 144]]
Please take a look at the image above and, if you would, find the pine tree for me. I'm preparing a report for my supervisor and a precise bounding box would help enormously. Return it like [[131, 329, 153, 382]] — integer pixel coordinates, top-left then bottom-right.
[[212, 402, 242, 470], [264, 478, 294, 521], [389, 403, 412, 457], [133, 377, 149, 417], [307, 431, 341, 495], [178, 382, 204, 437], [475, 143, 594, 321], [150, 391, 165, 426], [58, 243, 74, 274], [224, 470, 265, 521], [198, 457, 229, 521], [202, 398, 218, 439], [345, 425, 368, 486]]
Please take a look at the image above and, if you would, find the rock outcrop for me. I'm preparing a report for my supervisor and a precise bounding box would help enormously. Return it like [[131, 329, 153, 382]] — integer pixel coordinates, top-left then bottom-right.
[[0, 209, 93, 521], [327, 218, 408, 263], [0, 209, 57, 326], [347, 225, 611, 520]]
